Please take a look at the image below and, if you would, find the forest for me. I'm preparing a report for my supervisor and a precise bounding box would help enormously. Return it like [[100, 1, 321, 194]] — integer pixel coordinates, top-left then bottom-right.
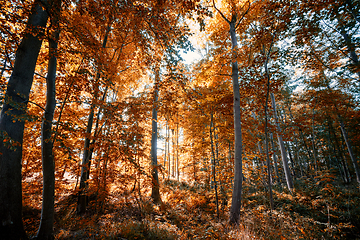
[[0, 0, 360, 239]]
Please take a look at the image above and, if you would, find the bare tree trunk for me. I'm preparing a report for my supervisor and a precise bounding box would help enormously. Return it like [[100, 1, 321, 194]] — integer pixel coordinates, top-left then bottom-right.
[[77, 25, 111, 214], [0, 2, 49, 239], [229, 15, 244, 224], [263, 41, 274, 211], [151, 67, 161, 204], [271, 93, 294, 192], [286, 142, 296, 177], [37, 6, 61, 237], [163, 121, 168, 179], [339, 119, 360, 185], [311, 106, 318, 173], [167, 121, 171, 180], [270, 133, 281, 184], [0, 47, 7, 79], [328, 118, 351, 183], [210, 112, 220, 220], [176, 121, 179, 181]]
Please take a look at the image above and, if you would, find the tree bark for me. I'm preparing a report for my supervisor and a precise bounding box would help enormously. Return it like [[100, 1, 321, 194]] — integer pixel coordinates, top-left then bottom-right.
[[228, 14, 244, 224], [271, 93, 294, 192], [0, 2, 49, 239], [36, 21, 60, 240], [151, 67, 161, 204]]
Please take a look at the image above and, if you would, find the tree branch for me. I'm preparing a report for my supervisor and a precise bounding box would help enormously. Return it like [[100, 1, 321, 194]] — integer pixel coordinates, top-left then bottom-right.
[[212, 0, 230, 24]]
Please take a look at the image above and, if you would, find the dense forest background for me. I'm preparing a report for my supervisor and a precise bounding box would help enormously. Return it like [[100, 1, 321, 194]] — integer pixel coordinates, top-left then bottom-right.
[[1, 0, 360, 239]]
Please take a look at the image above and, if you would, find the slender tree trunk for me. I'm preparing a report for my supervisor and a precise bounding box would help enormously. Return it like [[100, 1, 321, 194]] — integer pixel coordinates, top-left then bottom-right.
[[163, 121, 168, 179], [176, 121, 179, 181], [37, 11, 61, 238], [263, 42, 274, 211], [339, 119, 360, 185], [77, 25, 110, 214], [167, 122, 171, 180], [311, 106, 318, 173], [171, 129, 176, 178], [328, 118, 351, 183], [0, 48, 7, 79], [210, 113, 220, 220], [271, 93, 294, 192], [270, 133, 281, 184], [151, 67, 161, 204], [77, 96, 97, 214], [293, 134, 304, 177], [0, 2, 49, 239], [286, 142, 296, 177]]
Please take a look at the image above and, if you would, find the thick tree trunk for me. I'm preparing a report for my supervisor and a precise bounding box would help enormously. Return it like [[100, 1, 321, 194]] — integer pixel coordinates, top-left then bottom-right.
[[0, 2, 49, 239], [36, 26, 60, 240], [151, 67, 161, 204], [271, 93, 294, 192], [229, 15, 243, 224]]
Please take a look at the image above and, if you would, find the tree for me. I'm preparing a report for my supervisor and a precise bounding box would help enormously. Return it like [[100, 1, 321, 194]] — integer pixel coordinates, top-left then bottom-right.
[[36, 1, 62, 239], [270, 93, 294, 192], [212, 0, 251, 224], [0, 1, 49, 238], [150, 66, 161, 204]]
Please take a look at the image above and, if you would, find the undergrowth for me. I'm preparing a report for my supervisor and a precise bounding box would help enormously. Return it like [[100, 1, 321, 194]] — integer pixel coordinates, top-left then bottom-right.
[[22, 176, 360, 239]]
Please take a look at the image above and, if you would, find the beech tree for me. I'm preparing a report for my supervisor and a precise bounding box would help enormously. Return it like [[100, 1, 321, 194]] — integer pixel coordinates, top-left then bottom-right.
[[150, 66, 161, 204], [212, 0, 252, 224], [0, 1, 49, 238], [37, 1, 62, 239]]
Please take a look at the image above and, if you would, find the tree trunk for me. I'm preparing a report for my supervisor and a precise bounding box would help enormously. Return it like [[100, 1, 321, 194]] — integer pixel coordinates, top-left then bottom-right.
[[311, 107, 318, 173], [328, 118, 351, 183], [210, 112, 220, 220], [0, 2, 49, 239], [167, 121, 171, 180], [163, 120, 168, 179], [77, 25, 111, 214], [176, 121, 179, 181], [271, 93, 294, 192], [151, 67, 161, 204], [270, 133, 281, 185], [338, 19, 360, 82], [339, 119, 360, 185], [0, 48, 7, 79], [263, 41, 274, 211], [36, 16, 60, 239], [229, 14, 244, 224]]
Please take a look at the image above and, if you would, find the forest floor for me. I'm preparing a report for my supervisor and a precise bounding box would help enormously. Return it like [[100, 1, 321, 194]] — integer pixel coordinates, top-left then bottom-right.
[[23, 173, 360, 239]]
